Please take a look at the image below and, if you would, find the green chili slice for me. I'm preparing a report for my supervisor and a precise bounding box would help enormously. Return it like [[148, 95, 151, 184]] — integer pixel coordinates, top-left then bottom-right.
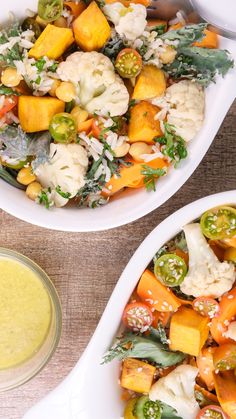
[[154, 253, 187, 287], [49, 112, 77, 144], [200, 206, 236, 240]]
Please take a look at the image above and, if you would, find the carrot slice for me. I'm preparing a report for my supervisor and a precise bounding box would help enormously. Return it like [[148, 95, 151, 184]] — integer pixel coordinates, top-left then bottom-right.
[[197, 347, 216, 391], [104, 158, 168, 196], [137, 269, 181, 312], [64, 1, 86, 17], [210, 287, 236, 345], [194, 29, 219, 49]]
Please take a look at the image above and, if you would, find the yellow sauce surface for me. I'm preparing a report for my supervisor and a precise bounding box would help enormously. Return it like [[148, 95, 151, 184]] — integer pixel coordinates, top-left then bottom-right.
[[0, 257, 51, 369]]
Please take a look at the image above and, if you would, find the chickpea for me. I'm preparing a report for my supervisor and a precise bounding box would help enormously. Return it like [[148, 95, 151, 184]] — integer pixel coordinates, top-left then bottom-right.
[[49, 79, 61, 97], [26, 182, 42, 201], [129, 142, 153, 162], [17, 167, 36, 186], [56, 82, 76, 102], [114, 142, 130, 158], [159, 46, 177, 65], [71, 105, 89, 125], [1, 67, 22, 87], [53, 17, 68, 28]]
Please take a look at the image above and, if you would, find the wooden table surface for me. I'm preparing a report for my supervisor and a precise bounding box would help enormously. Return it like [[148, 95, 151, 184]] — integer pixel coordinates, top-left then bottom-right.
[[0, 101, 236, 419]]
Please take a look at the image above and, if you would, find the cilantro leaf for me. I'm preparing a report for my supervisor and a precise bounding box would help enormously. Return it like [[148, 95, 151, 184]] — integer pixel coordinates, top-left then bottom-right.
[[55, 185, 71, 199], [141, 165, 167, 192], [0, 85, 20, 96], [155, 123, 187, 167]]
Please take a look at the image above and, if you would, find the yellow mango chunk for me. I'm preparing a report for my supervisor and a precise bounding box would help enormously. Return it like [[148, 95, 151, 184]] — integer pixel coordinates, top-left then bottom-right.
[[128, 101, 162, 143], [18, 96, 65, 132], [169, 306, 209, 356], [121, 358, 156, 394], [73, 1, 111, 51], [132, 65, 166, 100], [29, 24, 74, 59]]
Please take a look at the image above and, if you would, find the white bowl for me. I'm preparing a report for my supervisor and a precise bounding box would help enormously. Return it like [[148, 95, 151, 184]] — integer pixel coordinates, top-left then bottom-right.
[[1, 1, 236, 231], [23, 190, 236, 419]]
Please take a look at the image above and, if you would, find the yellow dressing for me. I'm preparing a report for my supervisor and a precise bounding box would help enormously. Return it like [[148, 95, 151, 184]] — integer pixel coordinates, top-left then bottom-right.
[[0, 257, 51, 369]]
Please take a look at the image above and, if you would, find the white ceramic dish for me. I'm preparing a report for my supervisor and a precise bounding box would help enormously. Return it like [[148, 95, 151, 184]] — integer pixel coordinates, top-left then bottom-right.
[[1, 1, 236, 232], [24, 190, 236, 419]]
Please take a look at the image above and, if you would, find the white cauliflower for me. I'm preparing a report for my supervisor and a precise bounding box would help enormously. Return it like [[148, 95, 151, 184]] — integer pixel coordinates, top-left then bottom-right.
[[224, 321, 236, 341], [57, 51, 129, 117], [180, 223, 236, 298], [35, 143, 88, 207], [165, 80, 205, 142], [103, 2, 147, 41], [149, 365, 200, 419]]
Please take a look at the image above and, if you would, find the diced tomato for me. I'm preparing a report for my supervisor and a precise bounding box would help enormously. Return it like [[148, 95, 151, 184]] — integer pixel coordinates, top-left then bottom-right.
[[0, 96, 18, 118], [91, 117, 107, 139], [122, 302, 153, 332], [193, 297, 220, 319], [196, 405, 229, 419]]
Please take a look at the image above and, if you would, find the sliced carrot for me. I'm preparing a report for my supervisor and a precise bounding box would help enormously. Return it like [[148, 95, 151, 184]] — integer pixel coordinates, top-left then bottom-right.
[[77, 118, 93, 133], [196, 347, 216, 391], [174, 248, 189, 265], [195, 383, 219, 405], [213, 371, 236, 418], [222, 236, 236, 249], [152, 310, 171, 328], [209, 240, 225, 261], [194, 29, 219, 49], [137, 269, 181, 312], [64, 1, 86, 17], [168, 22, 183, 31], [0, 96, 18, 118], [104, 158, 168, 197], [210, 287, 236, 345]]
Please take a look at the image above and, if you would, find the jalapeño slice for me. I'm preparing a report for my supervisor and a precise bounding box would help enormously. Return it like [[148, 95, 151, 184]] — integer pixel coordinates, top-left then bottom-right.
[[49, 112, 77, 144], [200, 206, 236, 240], [115, 48, 142, 79], [38, 0, 63, 22], [135, 396, 161, 419], [154, 253, 187, 287]]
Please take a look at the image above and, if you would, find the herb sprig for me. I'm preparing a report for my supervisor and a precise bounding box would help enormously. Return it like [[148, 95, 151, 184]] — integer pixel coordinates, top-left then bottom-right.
[[155, 123, 187, 168], [141, 165, 167, 192]]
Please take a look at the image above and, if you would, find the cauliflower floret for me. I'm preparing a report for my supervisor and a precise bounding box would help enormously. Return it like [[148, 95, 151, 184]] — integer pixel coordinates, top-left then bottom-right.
[[180, 223, 236, 298], [35, 143, 88, 207], [149, 365, 200, 419], [165, 80, 205, 142], [57, 51, 129, 117], [224, 321, 236, 341], [103, 2, 147, 41]]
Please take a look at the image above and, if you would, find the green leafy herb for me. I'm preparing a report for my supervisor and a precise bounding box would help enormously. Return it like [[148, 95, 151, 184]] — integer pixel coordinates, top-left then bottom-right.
[[77, 177, 105, 206], [48, 62, 58, 72], [65, 100, 75, 113], [161, 23, 207, 47], [150, 24, 166, 36], [101, 34, 124, 62], [0, 24, 23, 66], [0, 164, 25, 190], [155, 123, 187, 167], [149, 323, 169, 346], [160, 402, 182, 419], [55, 185, 71, 199], [141, 165, 167, 192], [164, 46, 234, 86], [102, 332, 185, 366], [0, 85, 21, 96], [34, 57, 46, 72], [35, 75, 41, 85], [37, 188, 52, 209]]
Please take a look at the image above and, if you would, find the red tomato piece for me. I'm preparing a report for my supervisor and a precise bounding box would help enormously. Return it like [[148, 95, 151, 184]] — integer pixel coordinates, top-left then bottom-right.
[[197, 405, 229, 419], [0, 96, 18, 118], [193, 297, 220, 318], [122, 302, 154, 332]]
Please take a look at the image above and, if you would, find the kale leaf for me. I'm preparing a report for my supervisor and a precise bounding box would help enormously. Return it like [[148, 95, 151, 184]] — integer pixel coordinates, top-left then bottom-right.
[[161, 23, 207, 47]]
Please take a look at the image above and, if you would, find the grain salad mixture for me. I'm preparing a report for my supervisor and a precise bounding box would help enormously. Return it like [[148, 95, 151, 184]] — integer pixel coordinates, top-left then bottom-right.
[[103, 205, 236, 419], [0, 0, 234, 209]]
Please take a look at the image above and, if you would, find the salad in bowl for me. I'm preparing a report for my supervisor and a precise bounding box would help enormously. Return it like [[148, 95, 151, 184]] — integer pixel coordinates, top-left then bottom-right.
[[0, 0, 234, 214], [104, 204, 236, 419]]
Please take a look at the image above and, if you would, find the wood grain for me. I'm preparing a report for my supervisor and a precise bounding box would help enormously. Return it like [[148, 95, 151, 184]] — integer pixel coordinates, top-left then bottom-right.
[[0, 101, 236, 419]]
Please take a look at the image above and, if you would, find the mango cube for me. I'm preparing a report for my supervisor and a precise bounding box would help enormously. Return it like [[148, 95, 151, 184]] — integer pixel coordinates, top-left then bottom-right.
[[18, 96, 65, 133], [29, 24, 74, 59], [169, 306, 209, 356], [132, 65, 166, 100], [73, 1, 111, 51], [128, 101, 162, 143], [121, 358, 156, 394]]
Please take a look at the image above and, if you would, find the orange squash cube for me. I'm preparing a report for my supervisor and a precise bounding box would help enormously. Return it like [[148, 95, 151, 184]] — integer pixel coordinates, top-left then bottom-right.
[[121, 358, 156, 394], [29, 24, 74, 59], [73, 2, 111, 51], [169, 306, 209, 356], [128, 101, 162, 143], [132, 65, 166, 100]]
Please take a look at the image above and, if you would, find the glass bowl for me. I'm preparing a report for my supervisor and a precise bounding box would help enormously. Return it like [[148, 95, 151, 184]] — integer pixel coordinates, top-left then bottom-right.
[[0, 248, 62, 391]]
